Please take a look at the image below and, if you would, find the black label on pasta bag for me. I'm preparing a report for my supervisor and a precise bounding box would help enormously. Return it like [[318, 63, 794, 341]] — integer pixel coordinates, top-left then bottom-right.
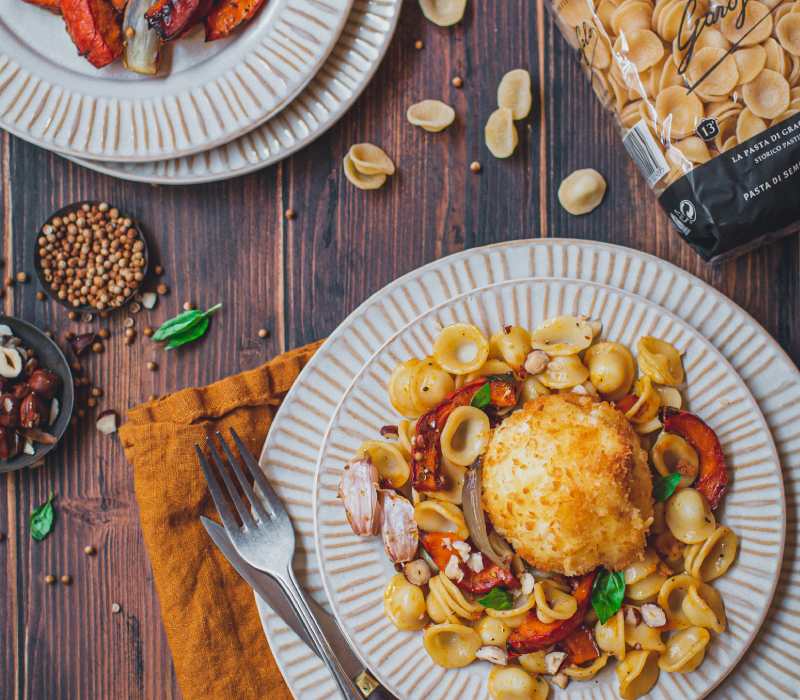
[[659, 112, 800, 262]]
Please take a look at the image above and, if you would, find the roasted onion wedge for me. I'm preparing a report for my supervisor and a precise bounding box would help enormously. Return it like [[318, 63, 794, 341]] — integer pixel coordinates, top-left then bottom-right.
[[463, 458, 509, 571], [123, 0, 162, 74]]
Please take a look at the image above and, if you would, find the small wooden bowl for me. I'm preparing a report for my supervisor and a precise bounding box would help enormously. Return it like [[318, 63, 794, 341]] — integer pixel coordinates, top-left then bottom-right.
[[32, 201, 149, 316]]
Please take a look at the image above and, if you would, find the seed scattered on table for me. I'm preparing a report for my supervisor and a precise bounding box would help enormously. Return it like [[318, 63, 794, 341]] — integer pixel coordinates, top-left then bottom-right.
[[36, 291, 46, 301], [0, 532, 4, 541], [147, 394, 157, 402], [111, 603, 121, 613], [4, 277, 12, 287], [61, 575, 71, 584], [69, 416, 78, 426], [68, 312, 78, 321], [92, 387, 102, 397], [92, 342, 104, 353], [98, 328, 109, 339], [124, 318, 135, 329], [45, 574, 56, 584], [452, 77, 463, 87], [65, 331, 75, 341], [17, 272, 27, 283], [82, 313, 93, 323], [415, 40, 424, 49], [147, 361, 158, 371], [125, 26, 134, 37], [285, 209, 295, 219], [144, 327, 153, 337], [77, 409, 85, 418], [154, 265, 164, 275], [183, 301, 195, 311], [258, 328, 269, 339], [85, 545, 95, 555], [87, 397, 97, 407], [470, 162, 481, 173], [71, 362, 82, 373], [129, 302, 141, 313], [157, 284, 169, 295]]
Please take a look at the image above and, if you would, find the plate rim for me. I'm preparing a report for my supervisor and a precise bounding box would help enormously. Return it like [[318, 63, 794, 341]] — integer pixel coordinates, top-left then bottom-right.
[[255, 238, 800, 700], [65, 0, 403, 183], [0, 0, 354, 162], [312, 274, 787, 700]]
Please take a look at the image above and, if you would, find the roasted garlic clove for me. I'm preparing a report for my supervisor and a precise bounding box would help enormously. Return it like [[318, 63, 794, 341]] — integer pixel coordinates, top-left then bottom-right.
[[379, 490, 419, 563], [338, 457, 381, 537]]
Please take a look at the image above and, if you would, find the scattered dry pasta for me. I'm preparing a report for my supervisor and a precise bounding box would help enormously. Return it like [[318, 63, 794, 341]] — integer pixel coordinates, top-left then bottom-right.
[[558, 169, 607, 215], [419, 0, 467, 25], [485, 108, 519, 158], [343, 143, 396, 190], [497, 69, 533, 119], [407, 100, 457, 132]]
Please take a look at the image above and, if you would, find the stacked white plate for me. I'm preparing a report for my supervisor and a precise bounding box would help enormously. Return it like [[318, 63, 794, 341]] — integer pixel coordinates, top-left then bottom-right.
[[0, 0, 401, 181], [255, 239, 799, 700]]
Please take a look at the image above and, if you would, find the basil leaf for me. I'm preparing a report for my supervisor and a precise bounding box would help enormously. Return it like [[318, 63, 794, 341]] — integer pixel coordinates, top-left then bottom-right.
[[478, 587, 514, 610], [166, 317, 209, 350], [591, 568, 625, 624], [30, 492, 55, 542], [152, 304, 222, 342], [471, 382, 491, 408], [653, 473, 682, 503]]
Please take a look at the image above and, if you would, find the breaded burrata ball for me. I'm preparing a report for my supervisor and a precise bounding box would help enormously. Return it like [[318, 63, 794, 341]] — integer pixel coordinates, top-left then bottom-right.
[[481, 393, 653, 576]]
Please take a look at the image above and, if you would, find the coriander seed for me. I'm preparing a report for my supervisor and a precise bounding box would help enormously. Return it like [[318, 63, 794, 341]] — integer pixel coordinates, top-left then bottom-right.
[[111, 603, 121, 613], [85, 545, 95, 555], [258, 328, 269, 339], [77, 409, 85, 418], [452, 77, 463, 87], [92, 342, 104, 353], [36, 291, 46, 301], [155, 265, 163, 275], [415, 40, 423, 49], [124, 318, 135, 329], [69, 416, 78, 426], [157, 284, 169, 295], [183, 301, 195, 311], [470, 162, 481, 173], [125, 26, 134, 37], [123, 336, 134, 345], [16, 272, 27, 283], [98, 328, 109, 339], [46, 575, 56, 584], [285, 209, 295, 219], [61, 575, 71, 585], [87, 397, 97, 407], [68, 312, 78, 321], [71, 362, 82, 373], [147, 394, 157, 401], [92, 387, 102, 397], [147, 361, 158, 371], [125, 328, 135, 338], [4, 277, 12, 287], [144, 327, 153, 337]]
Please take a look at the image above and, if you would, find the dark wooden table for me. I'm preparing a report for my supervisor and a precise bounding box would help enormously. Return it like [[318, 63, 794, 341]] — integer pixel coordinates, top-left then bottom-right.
[[1, 1, 798, 697]]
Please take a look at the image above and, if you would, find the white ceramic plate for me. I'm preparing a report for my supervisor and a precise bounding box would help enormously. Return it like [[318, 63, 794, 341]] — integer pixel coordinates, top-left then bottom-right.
[[66, 0, 400, 182], [254, 240, 800, 700], [314, 278, 785, 700], [0, 0, 353, 161]]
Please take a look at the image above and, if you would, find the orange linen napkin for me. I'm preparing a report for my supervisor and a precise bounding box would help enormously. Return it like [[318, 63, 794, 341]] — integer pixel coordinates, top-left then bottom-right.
[[119, 340, 324, 700]]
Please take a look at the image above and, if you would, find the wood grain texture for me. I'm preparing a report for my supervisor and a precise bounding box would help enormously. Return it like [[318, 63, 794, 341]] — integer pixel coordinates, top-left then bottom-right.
[[1, 1, 799, 699]]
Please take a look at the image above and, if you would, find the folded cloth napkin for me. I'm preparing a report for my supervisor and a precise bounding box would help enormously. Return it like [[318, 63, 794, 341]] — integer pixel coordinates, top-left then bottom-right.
[[119, 340, 324, 700]]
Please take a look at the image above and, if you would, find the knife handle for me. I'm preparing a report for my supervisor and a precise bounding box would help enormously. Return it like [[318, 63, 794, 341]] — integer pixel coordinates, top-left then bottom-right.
[[354, 669, 398, 700]]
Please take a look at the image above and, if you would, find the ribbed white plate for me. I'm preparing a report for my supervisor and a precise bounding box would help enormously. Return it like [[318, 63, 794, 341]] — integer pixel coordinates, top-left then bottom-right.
[[315, 278, 785, 700], [67, 0, 401, 182], [254, 240, 800, 700], [0, 0, 352, 161]]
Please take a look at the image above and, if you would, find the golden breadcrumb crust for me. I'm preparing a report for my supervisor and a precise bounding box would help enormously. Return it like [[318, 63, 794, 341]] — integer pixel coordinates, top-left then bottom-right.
[[481, 393, 653, 576]]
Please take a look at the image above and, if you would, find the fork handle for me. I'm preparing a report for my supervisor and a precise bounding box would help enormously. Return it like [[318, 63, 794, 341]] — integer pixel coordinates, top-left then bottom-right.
[[276, 568, 367, 700]]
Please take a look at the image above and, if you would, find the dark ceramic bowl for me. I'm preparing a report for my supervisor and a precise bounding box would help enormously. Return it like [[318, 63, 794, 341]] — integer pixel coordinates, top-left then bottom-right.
[[0, 317, 74, 473], [32, 201, 149, 316]]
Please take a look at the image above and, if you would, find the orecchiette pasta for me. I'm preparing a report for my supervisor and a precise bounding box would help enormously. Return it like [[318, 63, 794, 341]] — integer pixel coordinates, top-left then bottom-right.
[[485, 591, 537, 628], [626, 570, 669, 601], [622, 547, 659, 585], [658, 627, 710, 673], [650, 432, 698, 490], [487, 666, 548, 700], [457, 359, 514, 389], [474, 615, 513, 647], [624, 609, 666, 653], [536, 355, 591, 389], [357, 441, 410, 489], [595, 609, 626, 661], [428, 573, 484, 622], [683, 580, 726, 633], [387, 359, 423, 418], [637, 337, 685, 386], [534, 581, 578, 622], [410, 357, 456, 410], [384, 574, 429, 631], [652, 530, 686, 570], [563, 652, 609, 680], [684, 526, 738, 582], [658, 574, 697, 629], [665, 488, 716, 544], [518, 650, 549, 674], [423, 623, 482, 668], [427, 457, 466, 505], [616, 650, 660, 700], [624, 375, 660, 424], [530, 315, 593, 356], [518, 374, 552, 404], [433, 323, 490, 374], [413, 500, 470, 539], [584, 341, 637, 400], [440, 406, 491, 466], [489, 326, 533, 367]]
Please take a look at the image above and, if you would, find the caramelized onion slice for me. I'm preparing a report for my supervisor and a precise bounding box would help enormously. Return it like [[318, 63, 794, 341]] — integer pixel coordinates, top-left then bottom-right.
[[462, 460, 509, 571]]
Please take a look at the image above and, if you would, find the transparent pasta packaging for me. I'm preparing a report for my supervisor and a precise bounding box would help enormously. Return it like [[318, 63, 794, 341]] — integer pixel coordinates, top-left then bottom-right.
[[550, 0, 800, 261]]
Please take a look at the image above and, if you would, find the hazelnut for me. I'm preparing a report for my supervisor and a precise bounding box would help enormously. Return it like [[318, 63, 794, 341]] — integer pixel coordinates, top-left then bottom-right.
[[403, 559, 432, 586], [0, 425, 14, 459], [452, 77, 463, 87], [475, 646, 507, 666], [69, 416, 78, 426], [414, 40, 423, 49], [544, 651, 568, 675], [123, 336, 134, 346], [76, 409, 85, 418], [0, 394, 21, 428], [20, 393, 43, 429], [551, 672, 569, 690], [626, 607, 643, 626], [147, 394, 157, 401], [28, 370, 62, 400], [71, 362, 82, 373], [111, 603, 121, 613], [285, 209, 295, 219], [524, 350, 549, 375], [65, 331, 76, 341], [641, 603, 667, 628]]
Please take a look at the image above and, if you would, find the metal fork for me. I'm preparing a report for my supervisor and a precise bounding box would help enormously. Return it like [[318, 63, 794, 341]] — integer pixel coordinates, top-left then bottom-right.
[[196, 427, 365, 700]]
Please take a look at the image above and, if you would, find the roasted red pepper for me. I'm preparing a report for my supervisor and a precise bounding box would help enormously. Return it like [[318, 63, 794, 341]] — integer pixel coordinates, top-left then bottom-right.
[[614, 393, 639, 414], [412, 376, 516, 492], [22, 0, 61, 11], [203, 0, 265, 40], [419, 530, 519, 595], [507, 571, 596, 655], [560, 624, 600, 665], [659, 407, 728, 509], [61, 0, 124, 68], [145, 0, 213, 42]]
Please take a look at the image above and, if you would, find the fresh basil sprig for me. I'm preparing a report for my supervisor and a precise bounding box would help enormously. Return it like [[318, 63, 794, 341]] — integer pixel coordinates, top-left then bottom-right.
[[478, 587, 514, 610], [153, 304, 221, 349], [471, 382, 491, 408], [591, 568, 625, 624], [30, 492, 55, 542], [653, 473, 682, 503]]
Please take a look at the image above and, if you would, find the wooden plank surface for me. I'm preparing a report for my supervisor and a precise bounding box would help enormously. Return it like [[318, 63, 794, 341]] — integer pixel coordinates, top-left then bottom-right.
[[1, 1, 799, 698]]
